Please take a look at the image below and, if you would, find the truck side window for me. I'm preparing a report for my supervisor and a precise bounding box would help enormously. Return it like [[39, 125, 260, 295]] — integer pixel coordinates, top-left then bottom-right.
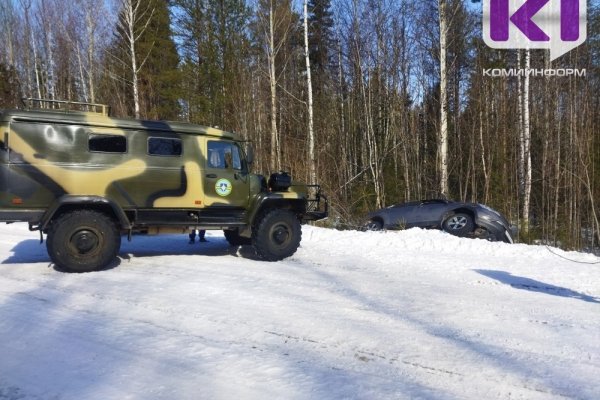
[[89, 134, 127, 153], [207, 141, 242, 170], [148, 137, 182, 156]]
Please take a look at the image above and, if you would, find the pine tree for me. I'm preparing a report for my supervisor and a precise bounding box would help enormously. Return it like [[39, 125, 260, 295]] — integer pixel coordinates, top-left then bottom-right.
[[137, 0, 181, 120], [171, 0, 210, 123], [107, 0, 181, 120], [305, 0, 334, 183], [307, 0, 334, 94], [172, 0, 251, 129]]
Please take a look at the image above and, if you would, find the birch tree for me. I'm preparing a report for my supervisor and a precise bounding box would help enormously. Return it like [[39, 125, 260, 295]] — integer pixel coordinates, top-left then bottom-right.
[[517, 50, 532, 235], [256, 0, 294, 172], [267, 0, 280, 171], [438, 0, 449, 197], [37, 0, 57, 100], [113, 0, 155, 119], [303, 0, 316, 185], [19, 0, 42, 99], [61, 0, 104, 104]]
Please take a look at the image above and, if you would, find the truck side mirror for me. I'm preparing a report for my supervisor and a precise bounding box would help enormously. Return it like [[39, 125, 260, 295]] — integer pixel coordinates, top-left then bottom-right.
[[245, 143, 254, 165]]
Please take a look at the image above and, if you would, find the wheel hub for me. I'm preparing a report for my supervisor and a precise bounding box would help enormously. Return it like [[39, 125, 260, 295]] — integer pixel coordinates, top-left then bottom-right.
[[70, 230, 99, 254], [272, 225, 290, 245], [448, 216, 467, 230]]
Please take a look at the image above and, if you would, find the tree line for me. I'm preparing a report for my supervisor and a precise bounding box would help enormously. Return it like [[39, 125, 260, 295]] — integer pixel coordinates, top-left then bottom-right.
[[0, 0, 598, 250]]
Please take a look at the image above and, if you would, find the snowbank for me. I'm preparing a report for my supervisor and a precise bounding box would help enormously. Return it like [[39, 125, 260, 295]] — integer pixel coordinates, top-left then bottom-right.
[[1, 224, 599, 399]]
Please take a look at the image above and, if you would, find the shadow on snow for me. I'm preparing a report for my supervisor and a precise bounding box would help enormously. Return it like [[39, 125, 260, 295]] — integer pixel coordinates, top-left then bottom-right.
[[474, 269, 600, 304], [1, 234, 261, 270]]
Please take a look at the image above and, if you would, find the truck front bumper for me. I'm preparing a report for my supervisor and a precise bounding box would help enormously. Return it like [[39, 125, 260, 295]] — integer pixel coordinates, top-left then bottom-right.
[[303, 185, 328, 222]]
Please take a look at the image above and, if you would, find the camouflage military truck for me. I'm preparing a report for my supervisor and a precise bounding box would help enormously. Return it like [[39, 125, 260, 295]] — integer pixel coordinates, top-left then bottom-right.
[[0, 99, 327, 272]]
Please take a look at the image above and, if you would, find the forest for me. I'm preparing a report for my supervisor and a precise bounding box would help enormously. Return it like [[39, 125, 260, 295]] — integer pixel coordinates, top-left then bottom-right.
[[0, 0, 598, 250]]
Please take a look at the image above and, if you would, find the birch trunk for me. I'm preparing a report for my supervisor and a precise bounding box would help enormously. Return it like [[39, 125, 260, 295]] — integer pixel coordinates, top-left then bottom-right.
[[517, 50, 524, 234], [125, 0, 141, 119], [40, 0, 56, 100], [268, 0, 280, 171], [86, 3, 96, 103], [522, 50, 532, 234], [22, 0, 42, 100], [479, 93, 490, 203], [116, 0, 154, 119], [303, 0, 316, 186], [336, 34, 348, 196], [438, 0, 449, 197]]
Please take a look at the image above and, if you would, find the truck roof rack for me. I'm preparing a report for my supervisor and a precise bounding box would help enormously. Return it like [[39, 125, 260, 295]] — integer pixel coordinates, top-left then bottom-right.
[[21, 98, 110, 116]]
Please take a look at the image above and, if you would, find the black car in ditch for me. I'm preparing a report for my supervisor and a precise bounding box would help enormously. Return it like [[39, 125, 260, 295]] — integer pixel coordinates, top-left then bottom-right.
[[364, 199, 515, 243]]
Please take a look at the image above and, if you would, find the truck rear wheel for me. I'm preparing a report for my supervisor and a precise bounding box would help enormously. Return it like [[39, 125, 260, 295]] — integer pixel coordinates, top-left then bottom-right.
[[46, 210, 121, 272], [253, 209, 301, 261]]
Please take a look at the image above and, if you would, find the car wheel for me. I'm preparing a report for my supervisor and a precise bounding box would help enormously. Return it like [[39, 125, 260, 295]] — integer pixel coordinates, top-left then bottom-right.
[[252, 209, 301, 261], [364, 220, 383, 231], [224, 229, 252, 246], [46, 210, 121, 273], [442, 213, 474, 237]]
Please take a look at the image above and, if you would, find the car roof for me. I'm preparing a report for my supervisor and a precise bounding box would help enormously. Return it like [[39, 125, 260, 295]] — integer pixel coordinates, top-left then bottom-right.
[[394, 199, 450, 206]]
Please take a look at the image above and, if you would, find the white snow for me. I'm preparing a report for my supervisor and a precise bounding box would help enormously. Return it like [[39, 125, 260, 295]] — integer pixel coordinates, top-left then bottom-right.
[[1, 223, 599, 400]]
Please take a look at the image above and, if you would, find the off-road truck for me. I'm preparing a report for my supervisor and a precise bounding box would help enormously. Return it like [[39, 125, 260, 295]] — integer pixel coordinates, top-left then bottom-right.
[[0, 99, 327, 272]]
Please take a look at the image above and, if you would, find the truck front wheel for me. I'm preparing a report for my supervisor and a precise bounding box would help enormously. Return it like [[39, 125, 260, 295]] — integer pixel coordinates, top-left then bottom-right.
[[253, 209, 301, 261], [46, 210, 121, 272]]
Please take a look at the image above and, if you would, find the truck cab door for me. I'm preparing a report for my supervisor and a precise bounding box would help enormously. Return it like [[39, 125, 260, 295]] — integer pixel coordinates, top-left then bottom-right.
[[203, 140, 250, 208]]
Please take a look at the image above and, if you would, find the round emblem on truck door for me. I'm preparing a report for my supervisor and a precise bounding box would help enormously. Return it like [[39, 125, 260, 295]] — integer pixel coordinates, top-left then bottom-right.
[[215, 178, 233, 197]]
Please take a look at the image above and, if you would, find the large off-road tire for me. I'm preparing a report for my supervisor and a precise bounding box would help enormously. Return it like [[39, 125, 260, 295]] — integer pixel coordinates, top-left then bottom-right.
[[442, 213, 474, 237], [224, 229, 252, 246], [46, 210, 121, 272], [252, 209, 301, 261]]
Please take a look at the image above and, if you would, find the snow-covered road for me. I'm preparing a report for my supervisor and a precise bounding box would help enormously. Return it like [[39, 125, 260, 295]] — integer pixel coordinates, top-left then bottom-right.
[[1, 224, 599, 399]]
